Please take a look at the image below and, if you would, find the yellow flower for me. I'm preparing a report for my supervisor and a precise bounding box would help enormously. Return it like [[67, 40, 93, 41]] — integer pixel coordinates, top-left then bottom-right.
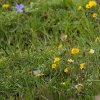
[[77, 6, 82, 10], [80, 63, 85, 70], [86, 0, 97, 9], [89, 49, 95, 54], [71, 48, 80, 54], [52, 64, 57, 69], [92, 13, 97, 18], [54, 57, 60, 63], [95, 37, 100, 42], [67, 59, 74, 63], [2, 4, 10, 9], [75, 83, 84, 92], [88, 0, 97, 7], [86, 4, 91, 9], [64, 68, 70, 73]]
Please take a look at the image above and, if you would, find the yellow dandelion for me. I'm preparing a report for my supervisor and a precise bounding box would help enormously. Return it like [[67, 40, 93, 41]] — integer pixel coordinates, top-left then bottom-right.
[[77, 6, 82, 10], [86, 0, 97, 9], [80, 63, 85, 70], [92, 13, 97, 18], [88, 0, 97, 7], [52, 64, 57, 69], [86, 4, 91, 9], [64, 68, 70, 73], [54, 57, 60, 63], [71, 48, 80, 54], [2, 4, 10, 9]]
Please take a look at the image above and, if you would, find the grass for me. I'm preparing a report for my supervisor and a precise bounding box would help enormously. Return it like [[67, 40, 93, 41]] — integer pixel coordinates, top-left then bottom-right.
[[0, 0, 100, 99]]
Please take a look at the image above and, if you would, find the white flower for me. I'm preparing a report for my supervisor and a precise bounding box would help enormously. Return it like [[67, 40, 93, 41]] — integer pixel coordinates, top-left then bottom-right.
[[89, 49, 95, 54], [67, 59, 74, 63]]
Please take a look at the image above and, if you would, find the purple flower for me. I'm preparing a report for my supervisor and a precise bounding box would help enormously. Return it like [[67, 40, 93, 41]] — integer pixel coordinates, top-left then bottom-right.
[[15, 4, 24, 12]]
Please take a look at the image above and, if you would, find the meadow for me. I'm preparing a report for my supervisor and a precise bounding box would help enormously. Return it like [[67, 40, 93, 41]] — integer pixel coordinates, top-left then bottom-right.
[[0, 0, 100, 100]]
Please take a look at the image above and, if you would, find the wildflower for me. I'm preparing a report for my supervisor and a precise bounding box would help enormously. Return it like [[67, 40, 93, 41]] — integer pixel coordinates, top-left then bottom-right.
[[85, 4, 90, 9], [80, 63, 85, 70], [88, 0, 97, 7], [86, 4, 91, 9], [86, 0, 97, 9], [77, 6, 82, 10], [2, 4, 10, 9], [71, 48, 80, 54], [52, 64, 57, 69], [67, 59, 74, 63], [95, 37, 100, 42], [89, 49, 95, 54], [15, 4, 24, 12], [92, 13, 97, 18], [64, 68, 70, 73], [75, 83, 84, 93], [54, 57, 60, 63]]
